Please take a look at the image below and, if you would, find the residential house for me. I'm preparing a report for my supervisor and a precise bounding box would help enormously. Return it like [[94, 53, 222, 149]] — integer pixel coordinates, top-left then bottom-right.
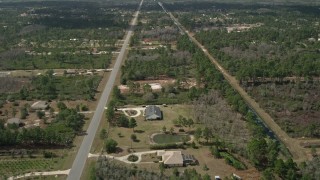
[[145, 105, 162, 120], [157, 151, 183, 167]]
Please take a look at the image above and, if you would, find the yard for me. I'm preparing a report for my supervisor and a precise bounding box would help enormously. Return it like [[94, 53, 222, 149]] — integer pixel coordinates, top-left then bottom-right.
[[91, 104, 193, 154]]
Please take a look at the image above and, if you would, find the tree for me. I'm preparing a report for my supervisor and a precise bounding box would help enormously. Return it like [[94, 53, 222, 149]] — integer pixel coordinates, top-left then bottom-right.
[[159, 162, 165, 175], [37, 111, 45, 119], [247, 138, 268, 170], [20, 107, 28, 119], [210, 146, 221, 158], [12, 107, 17, 117], [143, 92, 155, 102], [170, 127, 174, 134], [112, 86, 122, 100], [202, 127, 212, 143], [19, 86, 29, 100], [194, 127, 202, 142], [105, 139, 118, 153], [128, 118, 137, 132], [143, 84, 152, 93], [131, 134, 137, 142], [203, 174, 211, 180], [162, 126, 167, 133], [117, 115, 129, 127], [187, 118, 194, 130], [57, 102, 67, 111], [100, 129, 107, 139]]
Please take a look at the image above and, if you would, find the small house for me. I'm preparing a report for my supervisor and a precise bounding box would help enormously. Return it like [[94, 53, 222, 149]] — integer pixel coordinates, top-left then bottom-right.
[[145, 105, 162, 120]]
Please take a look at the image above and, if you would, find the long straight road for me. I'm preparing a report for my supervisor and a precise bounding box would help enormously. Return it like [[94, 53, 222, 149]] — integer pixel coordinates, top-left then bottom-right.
[[67, 1, 144, 179], [158, 1, 314, 162]]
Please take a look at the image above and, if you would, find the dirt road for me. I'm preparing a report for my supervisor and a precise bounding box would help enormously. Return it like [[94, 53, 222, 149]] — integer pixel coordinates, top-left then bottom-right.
[[161, 5, 319, 162]]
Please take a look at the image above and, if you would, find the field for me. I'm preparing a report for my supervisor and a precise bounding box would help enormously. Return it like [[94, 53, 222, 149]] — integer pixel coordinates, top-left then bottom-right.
[[0, 158, 59, 176]]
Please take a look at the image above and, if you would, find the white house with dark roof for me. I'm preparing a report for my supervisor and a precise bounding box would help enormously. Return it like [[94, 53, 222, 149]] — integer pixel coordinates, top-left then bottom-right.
[[145, 105, 162, 120]]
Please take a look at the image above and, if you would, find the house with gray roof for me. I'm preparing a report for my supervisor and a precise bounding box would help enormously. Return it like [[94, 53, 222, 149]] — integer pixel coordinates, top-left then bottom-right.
[[145, 105, 162, 120]]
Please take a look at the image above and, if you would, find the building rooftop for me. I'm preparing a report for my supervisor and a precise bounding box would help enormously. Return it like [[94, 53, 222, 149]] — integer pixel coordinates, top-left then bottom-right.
[[145, 105, 162, 120]]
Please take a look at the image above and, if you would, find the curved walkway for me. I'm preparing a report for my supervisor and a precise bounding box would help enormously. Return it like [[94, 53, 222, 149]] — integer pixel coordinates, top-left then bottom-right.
[[8, 169, 70, 180], [118, 107, 145, 118], [88, 150, 160, 164]]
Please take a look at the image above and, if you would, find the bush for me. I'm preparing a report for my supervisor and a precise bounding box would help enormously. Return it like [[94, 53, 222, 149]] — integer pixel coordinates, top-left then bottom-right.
[[81, 105, 89, 111], [37, 111, 45, 119], [0, 100, 4, 108], [105, 139, 118, 153], [220, 152, 247, 170], [127, 154, 139, 162], [43, 151, 57, 158], [150, 143, 184, 150]]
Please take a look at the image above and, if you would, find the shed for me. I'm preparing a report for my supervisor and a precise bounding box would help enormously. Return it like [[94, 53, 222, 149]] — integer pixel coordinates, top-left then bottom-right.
[[31, 101, 49, 110], [6, 118, 24, 126], [145, 105, 162, 120]]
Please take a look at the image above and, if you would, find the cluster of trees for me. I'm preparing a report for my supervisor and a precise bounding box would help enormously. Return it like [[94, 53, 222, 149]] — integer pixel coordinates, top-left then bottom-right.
[[1, 70, 101, 101], [0, 102, 84, 147], [172, 115, 194, 129], [121, 49, 193, 82]]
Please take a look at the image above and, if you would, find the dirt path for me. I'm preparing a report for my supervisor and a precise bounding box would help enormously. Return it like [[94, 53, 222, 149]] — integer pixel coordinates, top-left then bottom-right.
[[8, 169, 70, 180], [165, 11, 320, 162]]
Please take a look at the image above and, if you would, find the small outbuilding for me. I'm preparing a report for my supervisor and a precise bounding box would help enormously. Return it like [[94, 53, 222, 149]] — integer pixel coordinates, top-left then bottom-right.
[[145, 105, 162, 120], [31, 101, 49, 110], [6, 118, 24, 127]]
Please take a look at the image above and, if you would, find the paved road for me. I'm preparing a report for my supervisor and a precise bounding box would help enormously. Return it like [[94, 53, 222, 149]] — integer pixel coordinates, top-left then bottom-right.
[[157, 1, 317, 162], [67, 1, 144, 179]]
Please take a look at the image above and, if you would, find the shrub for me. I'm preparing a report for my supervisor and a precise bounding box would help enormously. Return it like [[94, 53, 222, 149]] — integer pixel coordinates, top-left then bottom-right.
[[220, 152, 247, 170], [81, 105, 89, 111], [127, 154, 138, 162], [37, 111, 45, 119], [43, 151, 57, 158], [0, 100, 4, 108], [150, 143, 184, 150]]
